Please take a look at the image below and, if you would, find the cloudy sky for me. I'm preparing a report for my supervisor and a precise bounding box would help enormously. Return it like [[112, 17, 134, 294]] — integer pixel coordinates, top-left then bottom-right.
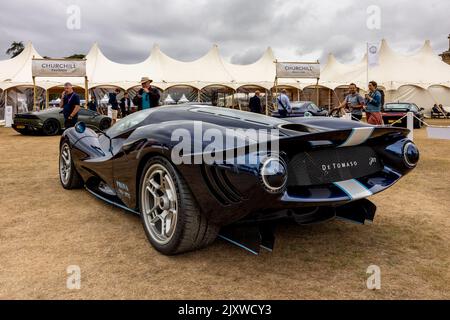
[[0, 0, 449, 65]]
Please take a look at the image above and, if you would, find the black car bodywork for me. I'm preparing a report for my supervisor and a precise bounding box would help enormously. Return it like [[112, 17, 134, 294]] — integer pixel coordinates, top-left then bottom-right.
[[382, 103, 425, 129], [59, 105, 419, 255]]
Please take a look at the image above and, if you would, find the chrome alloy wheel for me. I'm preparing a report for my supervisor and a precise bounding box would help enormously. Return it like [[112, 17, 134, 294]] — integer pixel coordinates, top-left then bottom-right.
[[141, 164, 178, 245], [60, 143, 72, 185]]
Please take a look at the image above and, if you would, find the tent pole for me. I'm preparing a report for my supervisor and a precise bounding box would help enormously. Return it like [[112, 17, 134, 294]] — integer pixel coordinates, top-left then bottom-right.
[[33, 76, 37, 112], [265, 90, 268, 114], [297, 89, 300, 101], [328, 89, 331, 112], [366, 43, 369, 87], [316, 78, 320, 107], [45, 89, 49, 109], [84, 76, 89, 109], [272, 77, 278, 116]]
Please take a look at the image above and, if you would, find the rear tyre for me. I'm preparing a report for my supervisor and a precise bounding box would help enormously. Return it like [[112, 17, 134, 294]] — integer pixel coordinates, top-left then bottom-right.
[[139, 156, 219, 255], [59, 141, 83, 189], [42, 119, 60, 136]]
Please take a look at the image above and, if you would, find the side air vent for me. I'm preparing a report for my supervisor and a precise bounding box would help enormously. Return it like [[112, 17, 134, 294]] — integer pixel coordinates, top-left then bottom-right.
[[201, 165, 243, 206], [280, 123, 317, 133]]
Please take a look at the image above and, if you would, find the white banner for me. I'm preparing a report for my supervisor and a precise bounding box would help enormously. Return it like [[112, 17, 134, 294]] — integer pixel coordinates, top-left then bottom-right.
[[276, 62, 320, 79], [367, 43, 380, 67], [32, 59, 86, 77], [427, 127, 450, 140], [5, 106, 13, 128]]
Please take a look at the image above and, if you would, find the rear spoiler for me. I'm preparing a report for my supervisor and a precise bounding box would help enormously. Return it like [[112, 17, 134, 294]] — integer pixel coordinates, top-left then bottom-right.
[[278, 126, 409, 150]]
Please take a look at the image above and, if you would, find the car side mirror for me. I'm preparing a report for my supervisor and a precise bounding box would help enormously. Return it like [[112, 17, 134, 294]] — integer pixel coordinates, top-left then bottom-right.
[[75, 122, 86, 134], [419, 108, 425, 111]]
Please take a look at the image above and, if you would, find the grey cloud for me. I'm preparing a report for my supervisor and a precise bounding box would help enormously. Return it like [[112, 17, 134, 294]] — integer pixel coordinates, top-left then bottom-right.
[[0, 0, 449, 65]]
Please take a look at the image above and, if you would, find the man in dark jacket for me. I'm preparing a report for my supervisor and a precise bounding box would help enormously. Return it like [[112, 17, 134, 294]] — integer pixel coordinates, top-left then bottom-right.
[[119, 92, 131, 118], [135, 77, 160, 110], [87, 96, 98, 112], [109, 88, 120, 124], [59, 82, 81, 129], [249, 91, 262, 114]]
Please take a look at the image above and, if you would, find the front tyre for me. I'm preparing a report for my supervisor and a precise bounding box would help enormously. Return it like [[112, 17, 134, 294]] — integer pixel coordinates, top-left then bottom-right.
[[59, 141, 83, 189], [139, 157, 219, 255]]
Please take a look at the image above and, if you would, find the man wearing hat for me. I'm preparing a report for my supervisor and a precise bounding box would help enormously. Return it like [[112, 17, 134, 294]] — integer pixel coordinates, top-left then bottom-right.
[[135, 77, 160, 111]]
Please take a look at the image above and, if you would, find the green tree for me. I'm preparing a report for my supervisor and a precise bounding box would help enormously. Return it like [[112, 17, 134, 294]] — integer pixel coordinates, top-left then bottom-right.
[[6, 41, 25, 58], [65, 54, 86, 59]]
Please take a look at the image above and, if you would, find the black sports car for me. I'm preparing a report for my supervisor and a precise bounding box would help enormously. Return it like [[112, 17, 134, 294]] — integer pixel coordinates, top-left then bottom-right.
[[272, 101, 329, 118], [382, 103, 425, 129], [59, 105, 419, 255]]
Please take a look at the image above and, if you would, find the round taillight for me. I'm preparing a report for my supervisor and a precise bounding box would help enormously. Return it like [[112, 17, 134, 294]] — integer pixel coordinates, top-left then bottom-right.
[[403, 142, 420, 168], [260, 156, 288, 193]]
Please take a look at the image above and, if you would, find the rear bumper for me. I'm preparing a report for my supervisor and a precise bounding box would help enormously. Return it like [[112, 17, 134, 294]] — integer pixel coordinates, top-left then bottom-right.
[[282, 166, 400, 205], [12, 122, 44, 132]]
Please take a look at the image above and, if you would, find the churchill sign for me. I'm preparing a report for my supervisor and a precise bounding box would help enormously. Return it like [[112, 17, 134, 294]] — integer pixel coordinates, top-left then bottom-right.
[[276, 62, 320, 79], [31, 58, 89, 112], [32, 59, 86, 77]]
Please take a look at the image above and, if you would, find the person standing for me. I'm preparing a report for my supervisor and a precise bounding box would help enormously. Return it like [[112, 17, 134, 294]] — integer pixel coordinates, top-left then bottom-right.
[[365, 81, 383, 125], [59, 82, 81, 129], [149, 83, 161, 108], [249, 91, 262, 114], [109, 88, 120, 124], [120, 92, 132, 118], [135, 77, 154, 110], [87, 96, 98, 112], [338, 83, 365, 121], [277, 89, 292, 118]]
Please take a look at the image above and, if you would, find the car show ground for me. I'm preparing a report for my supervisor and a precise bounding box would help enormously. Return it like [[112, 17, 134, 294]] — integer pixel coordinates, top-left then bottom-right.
[[0, 120, 449, 300]]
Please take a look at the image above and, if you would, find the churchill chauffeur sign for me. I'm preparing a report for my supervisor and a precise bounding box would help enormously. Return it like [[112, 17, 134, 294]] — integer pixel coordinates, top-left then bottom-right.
[[32, 59, 86, 77], [272, 61, 321, 115], [31, 58, 89, 111], [275, 62, 320, 79]]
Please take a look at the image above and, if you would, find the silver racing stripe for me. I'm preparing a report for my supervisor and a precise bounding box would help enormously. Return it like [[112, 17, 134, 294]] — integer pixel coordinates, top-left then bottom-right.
[[334, 179, 373, 200], [339, 127, 375, 148]]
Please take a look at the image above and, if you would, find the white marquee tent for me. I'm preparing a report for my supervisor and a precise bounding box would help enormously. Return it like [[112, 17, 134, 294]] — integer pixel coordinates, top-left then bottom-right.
[[1, 39, 450, 117], [320, 39, 450, 109]]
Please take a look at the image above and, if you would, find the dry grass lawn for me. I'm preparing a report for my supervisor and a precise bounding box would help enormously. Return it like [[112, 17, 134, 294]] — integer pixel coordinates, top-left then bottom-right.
[[0, 120, 449, 300]]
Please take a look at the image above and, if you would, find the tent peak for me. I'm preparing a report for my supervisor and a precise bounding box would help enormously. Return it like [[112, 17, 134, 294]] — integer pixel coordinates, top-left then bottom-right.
[[421, 40, 433, 53]]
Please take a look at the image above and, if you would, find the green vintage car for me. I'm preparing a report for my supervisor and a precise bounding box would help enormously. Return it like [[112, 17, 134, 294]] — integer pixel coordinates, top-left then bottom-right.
[[12, 108, 112, 136]]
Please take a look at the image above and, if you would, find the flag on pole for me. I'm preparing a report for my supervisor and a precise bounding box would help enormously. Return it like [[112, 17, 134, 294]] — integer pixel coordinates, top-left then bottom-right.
[[367, 43, 380, 67]]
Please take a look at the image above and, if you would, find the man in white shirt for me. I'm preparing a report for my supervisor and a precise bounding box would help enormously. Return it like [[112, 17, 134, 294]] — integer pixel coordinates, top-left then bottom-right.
[[277, 89, 292, 118]]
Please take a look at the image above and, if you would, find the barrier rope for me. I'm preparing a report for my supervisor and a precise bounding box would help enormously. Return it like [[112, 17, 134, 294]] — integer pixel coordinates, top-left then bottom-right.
[[385, 113, 450, 129], [412, 114, 449, 128]]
